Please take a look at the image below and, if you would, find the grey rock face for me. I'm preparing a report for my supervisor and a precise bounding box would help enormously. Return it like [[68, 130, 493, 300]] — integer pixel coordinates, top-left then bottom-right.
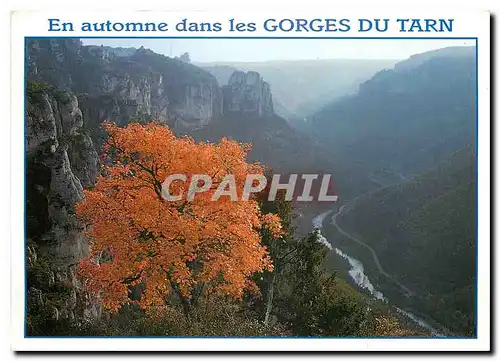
[[175, 84, 222, 128], [90, 72, 170, 126], [27, 39, 223, 133], [27, 90, 99, 196], [68, 133, 99, 188], [26, 92, 59, 154], [223, 71, 274, 117], [59, 94, 84, 136], [48, 145, 84, 212], [26, 87, 100, 324]]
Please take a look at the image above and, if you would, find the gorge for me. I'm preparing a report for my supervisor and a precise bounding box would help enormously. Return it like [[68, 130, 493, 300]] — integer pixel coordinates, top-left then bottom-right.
[[25, 38, 477, 337]]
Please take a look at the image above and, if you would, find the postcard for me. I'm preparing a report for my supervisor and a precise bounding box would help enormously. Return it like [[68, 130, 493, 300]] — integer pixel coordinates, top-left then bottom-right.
[[10, 6, 491, 352]]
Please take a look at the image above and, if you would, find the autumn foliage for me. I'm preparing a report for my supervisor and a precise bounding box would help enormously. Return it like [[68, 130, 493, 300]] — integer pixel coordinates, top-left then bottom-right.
[[76, 122, 282, 313]]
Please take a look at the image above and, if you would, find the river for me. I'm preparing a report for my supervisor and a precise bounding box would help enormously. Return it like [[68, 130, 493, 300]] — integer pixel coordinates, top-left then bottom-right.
[[312, 208, 444, 336]]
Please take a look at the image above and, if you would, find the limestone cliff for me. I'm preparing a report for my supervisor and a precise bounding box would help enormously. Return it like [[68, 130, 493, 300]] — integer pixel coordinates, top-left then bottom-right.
[[26, 84, 100, 330], [27, 40, 223, 135], [27, 40, 278, 134], [223, 71, 274, 117]]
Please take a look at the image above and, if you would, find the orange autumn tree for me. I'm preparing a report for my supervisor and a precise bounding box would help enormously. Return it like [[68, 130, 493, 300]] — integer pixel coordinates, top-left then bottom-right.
[[76, 121, 282, 313]]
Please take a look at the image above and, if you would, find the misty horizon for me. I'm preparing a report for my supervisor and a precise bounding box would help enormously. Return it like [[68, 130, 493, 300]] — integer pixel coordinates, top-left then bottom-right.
[[81, 38, 476, 63]]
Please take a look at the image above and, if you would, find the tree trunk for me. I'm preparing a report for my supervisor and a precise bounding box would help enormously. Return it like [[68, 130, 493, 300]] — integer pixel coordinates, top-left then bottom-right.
[[180, 296, 192, 321], [264, 272, 277, 326], [171, 283, 192, 321]]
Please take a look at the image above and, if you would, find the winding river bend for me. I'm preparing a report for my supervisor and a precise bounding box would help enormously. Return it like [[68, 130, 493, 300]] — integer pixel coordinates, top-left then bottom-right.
[[312, 208, 444, 336]]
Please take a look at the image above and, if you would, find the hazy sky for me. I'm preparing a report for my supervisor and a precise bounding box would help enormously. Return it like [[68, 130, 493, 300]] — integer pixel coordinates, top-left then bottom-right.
[[82, 38, 475, 63]]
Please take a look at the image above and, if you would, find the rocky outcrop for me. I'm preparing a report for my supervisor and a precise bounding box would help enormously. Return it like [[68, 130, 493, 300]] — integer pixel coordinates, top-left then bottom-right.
[[26, 84, 100, 329], [175, 52, 191, 63], [27, 40, 223, 133], [223, 71, 274, 117], [174, 84, 221, 127], [27, 40, 279, 135]]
